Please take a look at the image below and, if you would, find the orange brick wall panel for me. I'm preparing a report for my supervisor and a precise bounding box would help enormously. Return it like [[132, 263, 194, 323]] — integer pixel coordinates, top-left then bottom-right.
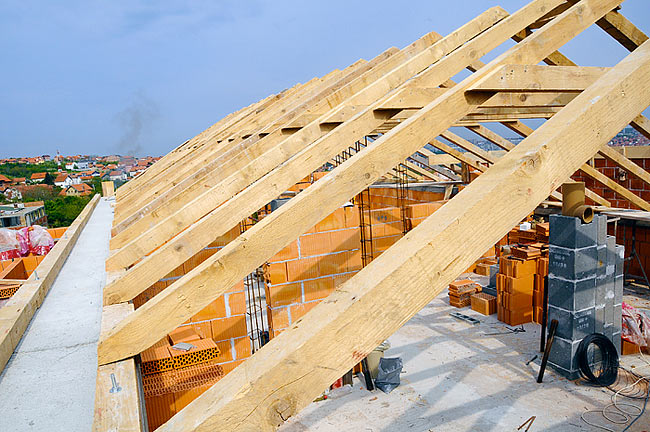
[[168, 326, 201, 345], [318, 251, 348, 277], [382, 221, 403, 237], [271, 240, 299, 262], [286, 257, 320, 282], [304, 277, 335, 302], [314, 208, 346, 232], [372, 235, 400, 252], [269, 306, 290, 330], [344, 207, 360, 229], [333, 272, 355, 288], [227, 291, 247, 315], [206, 226, 240, 248], [370, 208, 401, 224], [182, 248, 219, 274], [213, 340, 234, 363], [267, 262, 288, 284], [173, 383, 212, 413], [300, 232, 332, 257], [145, 393, 176, 431], [330, 229, 361, 252], [233, 336, 252, 360], [226, 279, 245, 294], [267, 283, 301, 307], [211, 315, 248, 342], [289, 301, 319, 323], [191, 297, 227, 322], [190, 322, 213, 340], [346, 250, 363, 272], [169, 339, 221, 369], [0, 259, 27, 280]]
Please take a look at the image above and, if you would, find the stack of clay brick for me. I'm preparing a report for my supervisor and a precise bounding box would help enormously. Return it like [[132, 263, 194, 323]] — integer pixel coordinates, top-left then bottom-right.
[[448, 279, 481, 308], [141, 326, 225, 430], [497, 245, 549, 326]]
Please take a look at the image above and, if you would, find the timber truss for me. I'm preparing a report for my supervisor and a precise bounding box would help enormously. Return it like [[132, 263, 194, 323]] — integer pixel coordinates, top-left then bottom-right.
[[94, 1, 650, 430]]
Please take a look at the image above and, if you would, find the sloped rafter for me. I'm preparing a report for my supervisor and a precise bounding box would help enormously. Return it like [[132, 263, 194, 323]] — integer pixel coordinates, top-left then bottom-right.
[[151, 6, 650, 432], [99, 0, 623, 364]]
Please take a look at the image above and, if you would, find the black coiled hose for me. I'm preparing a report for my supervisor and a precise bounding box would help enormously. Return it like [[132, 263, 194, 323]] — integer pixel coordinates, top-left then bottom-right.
[[577, 333, 619, 386]]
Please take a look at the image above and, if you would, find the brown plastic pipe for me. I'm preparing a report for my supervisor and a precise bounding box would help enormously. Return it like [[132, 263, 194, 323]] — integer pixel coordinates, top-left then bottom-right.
[[561, 182, 594, 223]]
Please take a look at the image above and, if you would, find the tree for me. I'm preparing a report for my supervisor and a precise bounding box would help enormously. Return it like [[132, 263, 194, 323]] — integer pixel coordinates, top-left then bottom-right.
[[43, 172, 55, 185], [44, 195, 93, 227]]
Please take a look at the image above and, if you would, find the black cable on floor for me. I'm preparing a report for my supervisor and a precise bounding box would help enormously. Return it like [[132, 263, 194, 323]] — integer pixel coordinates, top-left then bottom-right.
[[577, 333, 619, 387]]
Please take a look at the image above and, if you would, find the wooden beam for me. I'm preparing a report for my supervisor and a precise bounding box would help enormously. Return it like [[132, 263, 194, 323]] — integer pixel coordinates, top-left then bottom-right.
[[580, 164, 650, 211], [0, 195, 100, 373], [598, 144, 650, 187], [425, 142, 487, 172], [596, 9, 648, 52], [157, 18, 650, 432], [104, 8, 507, 273], [98, 0, 608, 364], [92, 302, 142, 432], [440, 130, 496, 163], [469, 64, 608, 91]]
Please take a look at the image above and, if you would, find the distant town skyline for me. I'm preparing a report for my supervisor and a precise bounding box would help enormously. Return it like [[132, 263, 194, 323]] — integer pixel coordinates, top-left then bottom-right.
[[1, 1, 649, 158]]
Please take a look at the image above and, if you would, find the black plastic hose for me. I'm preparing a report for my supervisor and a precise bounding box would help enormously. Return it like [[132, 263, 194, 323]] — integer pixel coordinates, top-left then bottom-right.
[[576, 333, 619, 387]]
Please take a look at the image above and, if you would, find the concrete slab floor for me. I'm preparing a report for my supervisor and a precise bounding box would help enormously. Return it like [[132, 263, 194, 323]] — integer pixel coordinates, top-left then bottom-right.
[[0, 198, 113, 432], [281, 294, 650, 432]]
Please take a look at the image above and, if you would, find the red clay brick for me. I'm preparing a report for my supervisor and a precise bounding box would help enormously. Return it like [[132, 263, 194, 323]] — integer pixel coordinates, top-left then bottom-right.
[[304, 277, 335, 302], [286, 257, 320, 281], [233, 336, 252, 360], [300, 232, 332, 257], [269, 306, 290, 329], [267, 283, 301, 307], [227, 291, 246, 315], [272, 241, 299, 261], [318, 251, 348, 276], [192, 297, 226, 322], [211, 315, 248, 342], [267, 262, 288, 284], [168, 327, 201, 345]]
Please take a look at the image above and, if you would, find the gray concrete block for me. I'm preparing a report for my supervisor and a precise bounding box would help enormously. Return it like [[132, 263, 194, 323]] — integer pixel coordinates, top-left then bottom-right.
[[548, 305, 595, 340], [612, 331, 621, 355], [615, 245, 625, 276], [614, 275, 623, 305], [605, 295, 614, 325], [489, 264, 498, 287], [613, 303, 622, 331], [548, 336, 581, 374], [603, 323, 614, 341], [547, 275, 596, 311], [549, 245, 599, 280], [550, 214, 598, 249], [595, 305, 606, 333], [596, 214, 607, 246], [607, 236, 616, 266], [597, 245, 607, 278], [482, 286, 497, 297]]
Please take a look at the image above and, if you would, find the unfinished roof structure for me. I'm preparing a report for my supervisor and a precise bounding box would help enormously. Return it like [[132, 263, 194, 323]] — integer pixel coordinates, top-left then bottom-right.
[[2, 0, 649, 430]]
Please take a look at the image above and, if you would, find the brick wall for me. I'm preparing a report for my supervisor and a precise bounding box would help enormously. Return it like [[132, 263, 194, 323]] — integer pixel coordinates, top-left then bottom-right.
[[572, 157, 650, 209], [607, 222, 650, 280]]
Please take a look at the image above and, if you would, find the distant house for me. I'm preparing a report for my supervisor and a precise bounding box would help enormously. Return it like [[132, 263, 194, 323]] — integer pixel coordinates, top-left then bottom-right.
[[63, 183, 93, 197], [30, 172, 47, 183], [0, 175, 11, 185], [108, 170, 127, 182], [1, 187, 22, 201], [106, 164, 118, 170], [11, 177, 26, 185], [54, 173, 73, 188]]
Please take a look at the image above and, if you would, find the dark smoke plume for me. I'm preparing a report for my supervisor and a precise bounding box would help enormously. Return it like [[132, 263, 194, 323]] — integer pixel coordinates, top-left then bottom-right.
[[114, 92, 160, 156]]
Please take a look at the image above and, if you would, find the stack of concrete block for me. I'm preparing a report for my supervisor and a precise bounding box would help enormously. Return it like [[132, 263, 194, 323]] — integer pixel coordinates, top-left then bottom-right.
[[547, 214, 623, 379]]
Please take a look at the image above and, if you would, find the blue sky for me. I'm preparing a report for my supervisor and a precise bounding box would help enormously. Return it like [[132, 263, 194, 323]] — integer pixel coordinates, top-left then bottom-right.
[[0, 1, 648, 158]]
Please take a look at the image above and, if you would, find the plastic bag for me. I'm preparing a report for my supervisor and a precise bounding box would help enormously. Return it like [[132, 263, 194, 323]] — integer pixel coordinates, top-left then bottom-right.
[[621, 302, 650, 347], [16, 225, 54, 257], [26, 225, 54, 256], [0, 228, 20, 260], [375, 357, 403, 393]]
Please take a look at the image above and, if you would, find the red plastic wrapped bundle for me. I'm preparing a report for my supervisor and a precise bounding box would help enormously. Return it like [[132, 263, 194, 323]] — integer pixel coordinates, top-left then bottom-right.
[[0, 228, 20, 260], [17, 225, 54, 256], [621, 302, 650, 347]]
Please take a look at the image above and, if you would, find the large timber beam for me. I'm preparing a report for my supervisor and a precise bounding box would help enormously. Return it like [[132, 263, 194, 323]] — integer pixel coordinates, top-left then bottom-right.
[[98, 0, 620, 366], [470, 64, 608, 91], [156, 20, 650, 432]]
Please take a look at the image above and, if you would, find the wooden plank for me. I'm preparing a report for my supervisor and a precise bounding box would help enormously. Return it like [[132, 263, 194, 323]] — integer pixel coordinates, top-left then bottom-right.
[[424, 142, 487, 172], [440, 130, 495, 163], [598, 144, 650, 187], [469, 64, 608, 91], [98, 0, 605, 364], [157, 15, 650, 432], [104, 9, 507, 272], [0, 195, 100, 373], [580, 164, 650, 211], [596, 10, 648, 52], [92, 303, 142, 432]]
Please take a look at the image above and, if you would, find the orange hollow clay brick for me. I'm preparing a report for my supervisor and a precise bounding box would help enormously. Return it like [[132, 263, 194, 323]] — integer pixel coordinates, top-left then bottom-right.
[[304, 277, 335, 302], [300, 232, 332, 257], [267, 283, 301, 307], [267, 262, 288, 285], [470, 293, 496, 316], [168, 326, 201, 345], [211, 315, 248, 342], [330, 229, 361, 252], [272, 240, 299, 261], [228, 291, 247, 315], [213, 340, 233, 363], [498, 291, 533, 310], [289, 301, 319, 323], [233, 336, 252, 360], [191, 297, 227, 322], [318, 251, 348, 277], [190, 322, 213, 340], [286, 257, 320, 282], [269, 306, 290, 330], [314, 209, 346, 232], [346, 250, 362, 272], [169, 339, 221, 370], [145, 393, 175, 431]]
